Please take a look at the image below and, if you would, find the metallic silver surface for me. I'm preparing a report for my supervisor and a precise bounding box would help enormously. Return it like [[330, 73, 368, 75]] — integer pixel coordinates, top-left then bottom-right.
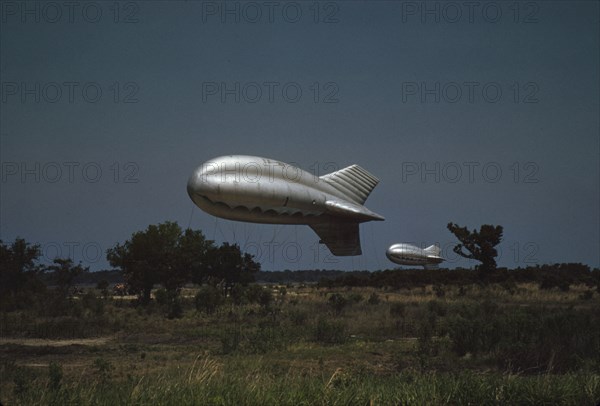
[[187, 155, 384, 256], [386, 243, 445, 269]]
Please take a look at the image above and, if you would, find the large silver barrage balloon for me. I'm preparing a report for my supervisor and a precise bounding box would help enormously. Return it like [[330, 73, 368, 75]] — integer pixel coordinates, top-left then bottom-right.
[[187, 155, 384, 256], [386, 243, 445, 270]]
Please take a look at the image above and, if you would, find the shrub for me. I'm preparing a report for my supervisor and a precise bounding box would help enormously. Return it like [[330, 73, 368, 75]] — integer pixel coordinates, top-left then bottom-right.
[[288, 308, 309, 326], [433, 285, 445, 297], [327, 293, 348, 316], [348, 292, 364, 304], [245, 284, 264, 304], [93, 358, 113, 383], [498, 308, 600, 372], [390, 302, 406, 318], [230, 284, 246, 306], [312, 317, 347, 344], [220, 326, 242, 354], [367, 292, 381, 305], [277, 286, 287, 303], [13, 367, 31, 396], [258, 288, 274, 310], [167, 295, 184, 319], [416, 316, 438, 369], [154, 288, 168, 306], [195, 285, 224, 314], [539, 275, 570, 292], [96, 280, 109, 298], [447, 303, 600, 372], [501, 277, 517, 294], [247, 324, 288, 353], [427, 300, 447, 317], [82, 290, 105, 316], [447, 302, 501, 356], [48, 361, 63, 391]]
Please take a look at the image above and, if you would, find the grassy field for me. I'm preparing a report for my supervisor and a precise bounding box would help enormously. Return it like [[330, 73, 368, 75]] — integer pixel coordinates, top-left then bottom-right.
[[1, 283, 599, 405]]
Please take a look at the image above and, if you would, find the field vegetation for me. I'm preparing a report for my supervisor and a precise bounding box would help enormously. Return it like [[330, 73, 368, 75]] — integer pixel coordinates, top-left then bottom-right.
[[2, 226, 599, 405], [1, 282, 599, 405]]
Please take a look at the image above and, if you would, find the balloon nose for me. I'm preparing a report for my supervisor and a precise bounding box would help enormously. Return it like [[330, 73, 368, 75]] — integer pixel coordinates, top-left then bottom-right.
[[386, 244, 403, 260], [187, 166, 216, 200], [186, 173, 198, 199], [385, 246, 395, 260]]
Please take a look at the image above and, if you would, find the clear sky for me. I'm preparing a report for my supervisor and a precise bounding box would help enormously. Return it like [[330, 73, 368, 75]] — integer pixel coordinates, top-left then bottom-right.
[[1, 1, 598, 271]]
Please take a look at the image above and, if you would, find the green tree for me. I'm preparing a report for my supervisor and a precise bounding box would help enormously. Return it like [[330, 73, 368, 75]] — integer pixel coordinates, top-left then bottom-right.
[[46, 258, 88, 299], [195, 285, 224, 314], [96, 279, 109, 298], [179, 228, 216, 285], [0, 238, 44, 310], [107, 222, 259, 305], [447, 222, 503, 275], [205, 242, 260, 287], [107, 222, 184, 303]]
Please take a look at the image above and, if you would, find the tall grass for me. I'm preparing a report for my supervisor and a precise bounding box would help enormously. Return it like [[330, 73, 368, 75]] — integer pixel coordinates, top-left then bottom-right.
[[5, 357, 600, 405], [1, 283, 600, 405]]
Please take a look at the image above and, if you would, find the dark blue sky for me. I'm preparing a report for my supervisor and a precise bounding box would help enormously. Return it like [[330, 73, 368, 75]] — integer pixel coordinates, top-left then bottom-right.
[[1, 1, 598, 271]]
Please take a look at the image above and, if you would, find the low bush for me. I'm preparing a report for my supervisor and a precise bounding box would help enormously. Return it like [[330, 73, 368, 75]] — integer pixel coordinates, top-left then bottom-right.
[[195, 285, 224, 314], [312, 317, 347, 344], [327, 294, 348, 316], [448, 303, 600, 372]]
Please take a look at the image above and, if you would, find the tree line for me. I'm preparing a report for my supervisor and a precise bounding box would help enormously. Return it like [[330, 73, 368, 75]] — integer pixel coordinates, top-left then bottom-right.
[[0, 221, 260, 312], [316, 263, 600, 292], [106, 221, 260, 303], [2, 221, 598, 313]]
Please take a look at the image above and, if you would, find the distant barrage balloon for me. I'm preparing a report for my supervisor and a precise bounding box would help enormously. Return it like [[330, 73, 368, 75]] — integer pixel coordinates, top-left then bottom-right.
[[187, 155, 384, 256], [386, 243, 445, 270]]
